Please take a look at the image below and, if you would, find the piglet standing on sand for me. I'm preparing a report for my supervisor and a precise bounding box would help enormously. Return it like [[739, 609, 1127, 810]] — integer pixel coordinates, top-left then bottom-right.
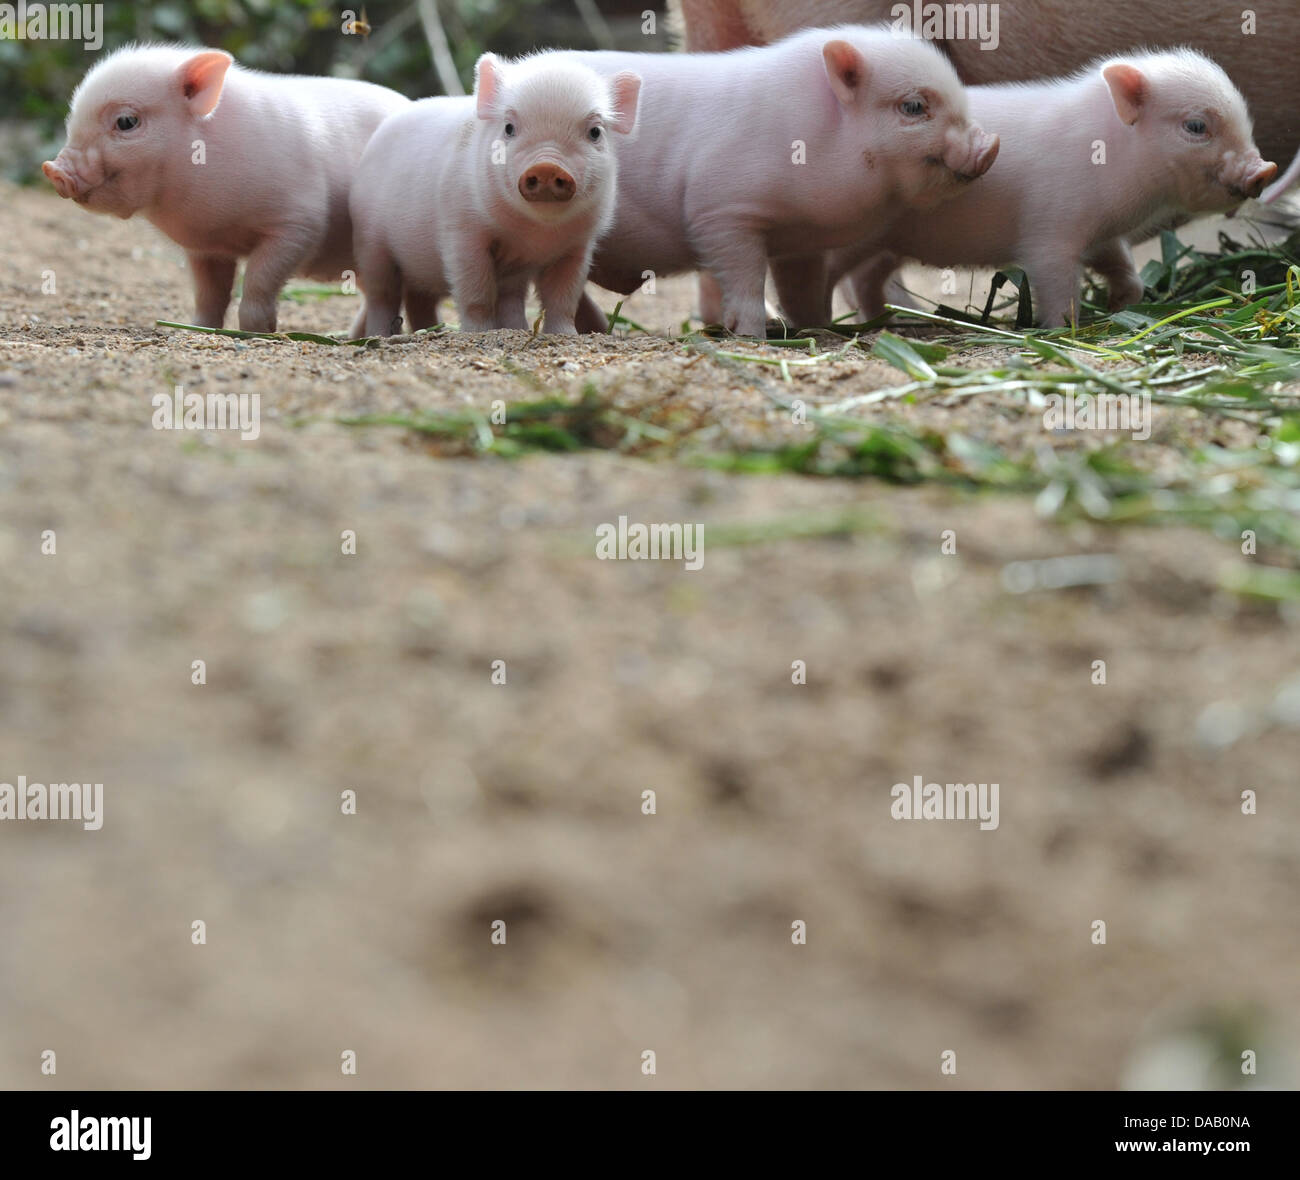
[[42, 45, 410, 332], [567, 26, 999, 337], [350, 53, 640, 337], [834, 50, 1277, 326]]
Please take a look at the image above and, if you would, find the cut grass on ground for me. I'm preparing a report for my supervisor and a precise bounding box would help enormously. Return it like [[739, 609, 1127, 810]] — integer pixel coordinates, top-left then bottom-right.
[[164, 229, 1300, 573]]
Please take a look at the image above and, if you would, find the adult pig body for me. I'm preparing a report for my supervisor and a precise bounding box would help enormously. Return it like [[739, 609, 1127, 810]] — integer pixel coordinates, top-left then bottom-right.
[[675, 0, 1300, 170], [560, 26, 996, 337], [43, 46, 410, 331]]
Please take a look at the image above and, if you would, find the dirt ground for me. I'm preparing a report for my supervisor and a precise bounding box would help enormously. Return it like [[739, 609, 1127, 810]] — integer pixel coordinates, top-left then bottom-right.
[[1, 180, 1297, 1090]]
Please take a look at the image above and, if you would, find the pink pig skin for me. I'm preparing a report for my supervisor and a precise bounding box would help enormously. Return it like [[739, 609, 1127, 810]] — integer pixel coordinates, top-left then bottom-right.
[[833, 51, 1276, 327], [565, 26, 998, 338], [42, 45, 409, 332], [674, 0, 1300, 176], [349, 54, 640, 337]]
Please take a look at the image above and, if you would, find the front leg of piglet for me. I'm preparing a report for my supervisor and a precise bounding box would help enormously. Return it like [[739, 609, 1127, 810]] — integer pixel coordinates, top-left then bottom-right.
[[188, 253, 237, 329], [495, 279, 530, 331], [1025, 253, 1085, 328], [695, 229, 770, 338], [1085, 239, 1145, 312], [697, 272, 724, 326], [447, 239, 500, 333], [843, 252, 906, 321], [771, 253, 831, 329], [535, 247, 594, 336], [575, 291, 609, 334], [403, 289, 441, 334], [238, 231, 315, 333]]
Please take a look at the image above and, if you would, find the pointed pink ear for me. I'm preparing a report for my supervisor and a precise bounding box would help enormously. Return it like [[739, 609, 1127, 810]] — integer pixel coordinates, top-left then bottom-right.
[[1102, 62, 1147, 126], [475, 53, 504, 120], [823, 40, 868, 107], [179, 50, 232, 118], [609, 72, 641, 135]]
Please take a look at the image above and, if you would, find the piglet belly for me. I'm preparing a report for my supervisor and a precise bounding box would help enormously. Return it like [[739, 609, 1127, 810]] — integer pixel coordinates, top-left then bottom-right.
[[891, 191, 1025, 270], [146, 209, 263, 260], [298, 211, 359, 282], [588, 216, 695, 293]]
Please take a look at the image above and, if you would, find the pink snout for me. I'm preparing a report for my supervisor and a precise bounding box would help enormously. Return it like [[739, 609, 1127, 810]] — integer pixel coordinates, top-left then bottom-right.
[[947, 130, 1000, 183], [42, 159, 82, 200], [1230, 158, 1278, 201], [519, 163, 576, 204]]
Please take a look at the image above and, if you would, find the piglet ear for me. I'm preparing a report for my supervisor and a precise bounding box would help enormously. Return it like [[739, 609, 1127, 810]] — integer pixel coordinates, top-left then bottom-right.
[[475, 53, 504, 120], [609, 72, 641, 135], [178, 50, 233, 118], [1102, 62, 1147, 126], [823, 40, 868, 108]]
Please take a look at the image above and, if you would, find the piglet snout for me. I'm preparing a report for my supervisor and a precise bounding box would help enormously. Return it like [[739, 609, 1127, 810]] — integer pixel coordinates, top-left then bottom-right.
[[1234, 158, 1278, 201], [519, 163, 575, 204], [947, 129, 1000, 183], [42, 159, 82, 201], [969, 133, 1001, 180]]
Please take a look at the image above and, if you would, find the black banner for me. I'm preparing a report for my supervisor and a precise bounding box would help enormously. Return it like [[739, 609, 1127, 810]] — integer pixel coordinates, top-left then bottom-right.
[[6, 1090, 1291, 1165]]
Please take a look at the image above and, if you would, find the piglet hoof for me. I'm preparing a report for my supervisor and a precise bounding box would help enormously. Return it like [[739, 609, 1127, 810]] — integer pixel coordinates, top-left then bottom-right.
[[574, 300, 609, 334], [237, 304, 277, 334], [725, 313, 768, 339], [1108, 279, 1146, 312]]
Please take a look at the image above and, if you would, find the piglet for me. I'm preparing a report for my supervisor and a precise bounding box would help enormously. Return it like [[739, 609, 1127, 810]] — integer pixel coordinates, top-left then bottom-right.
[[43, 45, 409, 332], [349, 53, 640, 337], [673, 0, 1300, 170], [837, 50, 1277, 326], [567, 26, 998, 337]]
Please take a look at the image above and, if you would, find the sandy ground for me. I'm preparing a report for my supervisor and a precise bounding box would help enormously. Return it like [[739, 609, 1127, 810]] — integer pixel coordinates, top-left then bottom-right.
[[1, 180, 1297, 1090]]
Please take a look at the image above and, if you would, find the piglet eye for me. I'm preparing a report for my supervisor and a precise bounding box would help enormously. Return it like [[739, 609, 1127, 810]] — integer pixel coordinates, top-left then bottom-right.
[[588, 126, 602, 142], [1183, 118, 1208, 136], [504, 122, 516, 138], [900, 99, 926, 118], [116, 114, 139, 132]]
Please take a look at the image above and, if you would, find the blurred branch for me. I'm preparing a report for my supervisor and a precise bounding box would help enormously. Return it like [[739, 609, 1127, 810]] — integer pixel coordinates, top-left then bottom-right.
[[573, 0, 616, 49], [417, 0, 465, 96]]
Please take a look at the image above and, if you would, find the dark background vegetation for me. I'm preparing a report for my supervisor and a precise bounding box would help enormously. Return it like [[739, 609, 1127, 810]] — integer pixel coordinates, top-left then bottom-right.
[[1, 0, 665, 180]]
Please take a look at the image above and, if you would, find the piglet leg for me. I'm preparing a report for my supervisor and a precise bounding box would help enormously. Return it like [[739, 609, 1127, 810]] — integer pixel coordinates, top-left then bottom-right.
[[495, 279, 530, 331], [1085, 239, 1145, 312], [697, 272, 724, 326], [403, 289, 441, 333], [695, 229, 769, 338], [188, 253, 237, 329], [536, 247, 594, 336], [357, 241, 405, 337], [575, 291, 609, 334], [448, 240, 500, 333], [846, 252, 904, 321], [238, 232, 315, 333], [771, 253, 831, 329], [1026, 255, 1085, 328]]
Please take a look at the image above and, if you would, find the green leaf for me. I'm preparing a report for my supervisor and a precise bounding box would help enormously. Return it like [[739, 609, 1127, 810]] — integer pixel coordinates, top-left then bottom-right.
[[872, 332, 940, 380]]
